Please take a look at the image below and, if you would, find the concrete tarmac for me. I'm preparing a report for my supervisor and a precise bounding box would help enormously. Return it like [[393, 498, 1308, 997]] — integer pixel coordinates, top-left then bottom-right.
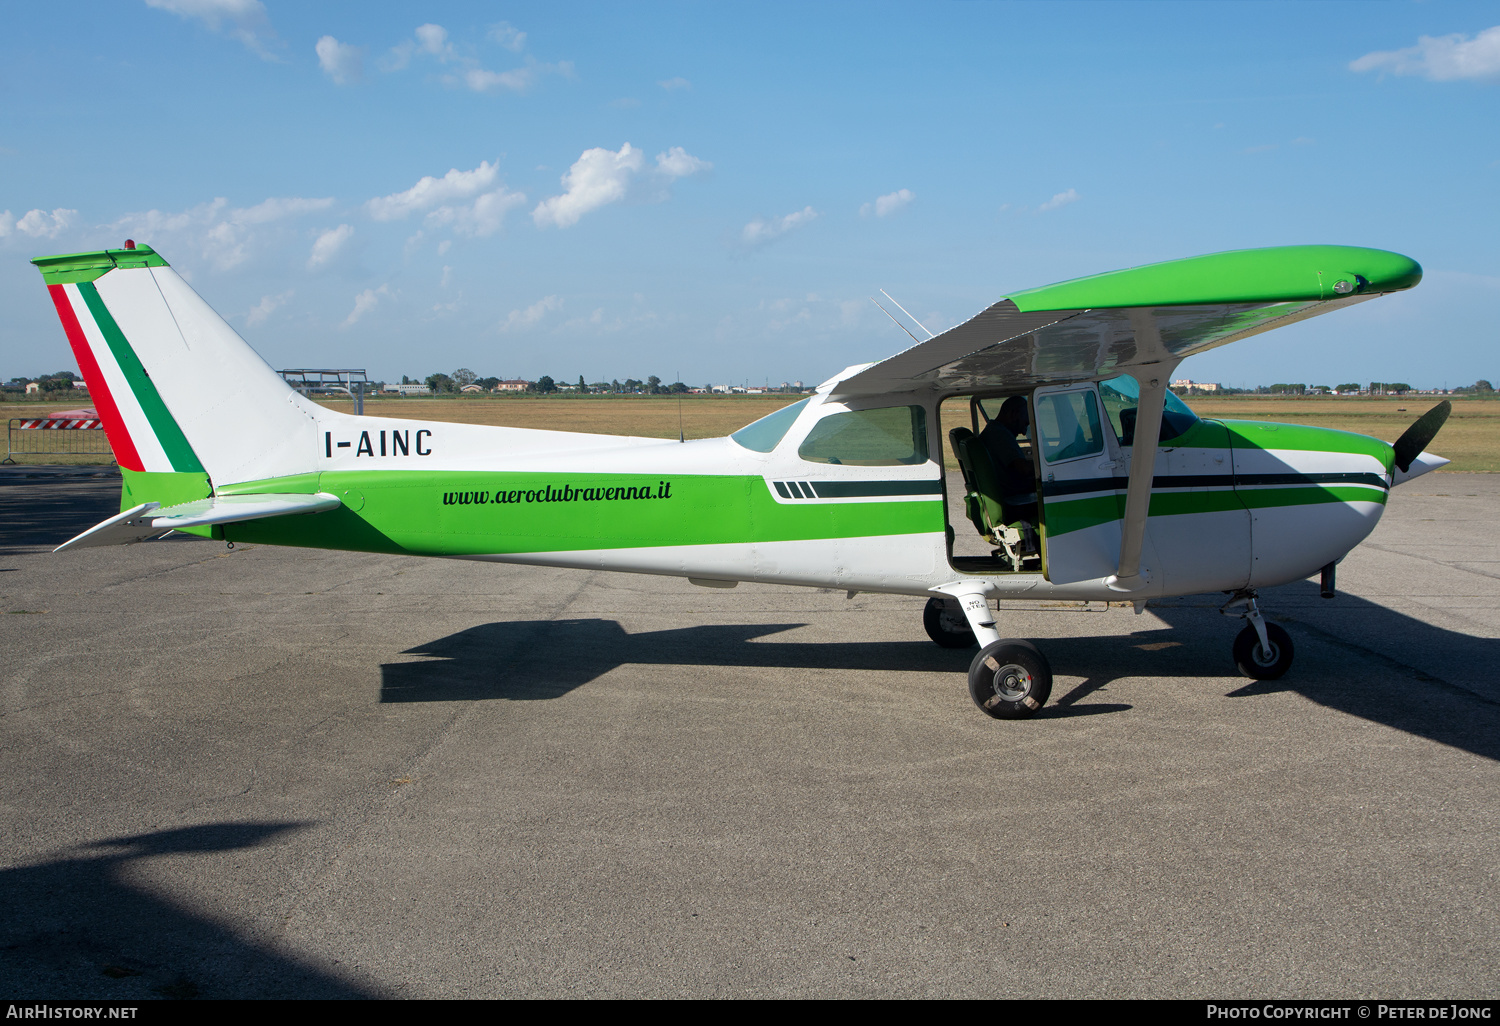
[[1, 469, 1497, 998]]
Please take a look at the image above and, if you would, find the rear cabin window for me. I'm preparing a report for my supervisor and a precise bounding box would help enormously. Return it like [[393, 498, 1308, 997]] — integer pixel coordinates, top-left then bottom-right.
[[1035, 391, 1105, 464], [798, 405, 928, 466]]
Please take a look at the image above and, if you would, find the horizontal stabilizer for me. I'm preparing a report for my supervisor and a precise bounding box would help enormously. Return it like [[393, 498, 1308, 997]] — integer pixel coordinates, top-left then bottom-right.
[[55, 492, 341, 552]]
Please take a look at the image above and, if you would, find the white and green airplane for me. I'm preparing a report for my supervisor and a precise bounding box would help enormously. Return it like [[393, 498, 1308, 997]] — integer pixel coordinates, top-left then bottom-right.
[[34, 242, 1451, 719]]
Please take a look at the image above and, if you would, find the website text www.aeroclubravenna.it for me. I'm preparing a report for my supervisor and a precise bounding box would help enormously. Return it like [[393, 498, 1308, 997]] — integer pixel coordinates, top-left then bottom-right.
[[442, 482, 674, 507]]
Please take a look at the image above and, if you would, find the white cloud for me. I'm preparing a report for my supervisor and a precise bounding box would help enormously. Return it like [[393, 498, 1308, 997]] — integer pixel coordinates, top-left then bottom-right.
[[458, 57, 570, 94], [533, 143, 644, 228], [307, 224, 353, 269], [655, 146, 711, 178], [144, 0, 278, 60], [1351, 26, 1500, 81], [9, 208, 76, 239], [530, 143, 707, 227], [659, 77, 691, 91], [500, 295, 561, 332], [415, 23, 454, 60], [382, 22, 565, 94], [245, 290, 292, 327], [342, 285, 389, 329], [235, 196, 334, 223], [379, 41, 414, 72], [425, 186, 527, 237], [489, 22, 526, 52], [741, 206, 818, 247], [1038, 188, 1080, 212], [860, 188, 914, 217], [366, 161, 501, 220], [463, 66, 534, 92], [109, 195, 331, 270], [316, 35, 363, 85]]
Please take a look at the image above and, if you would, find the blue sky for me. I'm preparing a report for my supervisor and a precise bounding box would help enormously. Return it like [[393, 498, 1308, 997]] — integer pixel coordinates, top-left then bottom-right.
[[2, 1, 1496, 389]]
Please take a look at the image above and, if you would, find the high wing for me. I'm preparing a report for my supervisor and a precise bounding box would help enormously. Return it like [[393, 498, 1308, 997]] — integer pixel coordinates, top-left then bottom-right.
[[834, 245, 1422, 397], [55, 492, 341, 551]]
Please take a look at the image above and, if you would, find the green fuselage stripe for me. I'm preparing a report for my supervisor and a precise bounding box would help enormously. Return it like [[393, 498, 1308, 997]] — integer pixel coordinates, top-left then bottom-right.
[[1042, 482, 1386, 537], [76, 281, 204, 474], [225, 471, 945, 555]]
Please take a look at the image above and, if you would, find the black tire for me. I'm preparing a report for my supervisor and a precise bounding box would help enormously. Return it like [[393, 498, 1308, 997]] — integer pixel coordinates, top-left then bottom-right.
[[968, 640, 1052, 719], [1233, 623, 1294, 680], [924, 596, 977, 649]]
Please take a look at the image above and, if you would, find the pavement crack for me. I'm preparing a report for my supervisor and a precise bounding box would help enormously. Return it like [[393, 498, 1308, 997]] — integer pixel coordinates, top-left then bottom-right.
[[1359, 542, 1500, 582]]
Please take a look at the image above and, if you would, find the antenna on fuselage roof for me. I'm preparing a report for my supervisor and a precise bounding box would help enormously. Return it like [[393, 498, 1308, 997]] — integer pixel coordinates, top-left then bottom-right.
[[869, 297, 921, 344], [879, 290, 934, 339]]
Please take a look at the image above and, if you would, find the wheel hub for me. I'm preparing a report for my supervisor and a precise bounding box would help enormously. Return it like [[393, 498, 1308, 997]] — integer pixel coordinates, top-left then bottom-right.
[[991, 663, 1033, 701]]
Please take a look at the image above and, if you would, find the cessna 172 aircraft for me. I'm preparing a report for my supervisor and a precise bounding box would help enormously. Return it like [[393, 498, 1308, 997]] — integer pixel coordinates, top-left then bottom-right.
[[34, 242, 1451, 719]]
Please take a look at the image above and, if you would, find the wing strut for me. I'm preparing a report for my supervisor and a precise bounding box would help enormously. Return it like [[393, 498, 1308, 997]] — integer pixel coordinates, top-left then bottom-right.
[[1106, 312, 1179, 592]]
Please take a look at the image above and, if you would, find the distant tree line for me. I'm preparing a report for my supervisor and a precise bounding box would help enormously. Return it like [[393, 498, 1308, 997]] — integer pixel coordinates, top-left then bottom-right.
[[403, 369, 702, 395], [2, 371, 81, 393]]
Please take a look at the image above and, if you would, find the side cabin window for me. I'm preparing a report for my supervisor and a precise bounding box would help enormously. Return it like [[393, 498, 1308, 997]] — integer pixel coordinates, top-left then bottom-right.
[[1098, 375, 1199, 446], [798, 405, 929, 466], [1034, 391, 1105, 464]]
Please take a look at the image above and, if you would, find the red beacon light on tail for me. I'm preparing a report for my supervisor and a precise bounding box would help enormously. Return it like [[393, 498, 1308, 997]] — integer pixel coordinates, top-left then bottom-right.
[[123, 239, 135, 250]]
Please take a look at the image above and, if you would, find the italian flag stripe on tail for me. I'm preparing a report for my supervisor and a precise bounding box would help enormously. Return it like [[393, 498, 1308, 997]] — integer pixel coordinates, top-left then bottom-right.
[[47, 282, 144, 471]]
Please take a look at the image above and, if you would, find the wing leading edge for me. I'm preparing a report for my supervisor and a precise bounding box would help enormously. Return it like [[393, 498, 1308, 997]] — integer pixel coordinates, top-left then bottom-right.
[[834, 245, 1422, 398]]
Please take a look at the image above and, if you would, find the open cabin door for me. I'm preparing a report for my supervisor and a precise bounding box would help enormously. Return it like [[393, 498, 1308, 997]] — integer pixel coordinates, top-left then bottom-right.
[[1031, 383, 1132, 587]]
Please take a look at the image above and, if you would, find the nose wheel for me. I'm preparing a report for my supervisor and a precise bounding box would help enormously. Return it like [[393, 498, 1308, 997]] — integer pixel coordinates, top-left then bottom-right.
[[1233, 622, 1294, 680], [1222, 591, 1295, 680]]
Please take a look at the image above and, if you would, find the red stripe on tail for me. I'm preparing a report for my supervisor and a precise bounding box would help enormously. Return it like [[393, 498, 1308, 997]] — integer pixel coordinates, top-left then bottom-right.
[[47, 283, 144, 471]]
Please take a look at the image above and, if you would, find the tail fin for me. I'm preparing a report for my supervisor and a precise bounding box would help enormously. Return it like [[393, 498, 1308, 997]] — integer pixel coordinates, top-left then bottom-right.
[[33, 246, 320, 497]]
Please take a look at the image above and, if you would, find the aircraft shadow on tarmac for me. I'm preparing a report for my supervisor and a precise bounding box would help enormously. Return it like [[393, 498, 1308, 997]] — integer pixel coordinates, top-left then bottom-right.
[[0, 821, 373, 999], [0, 478, 121, 555], [383, 581, 1500, 761]]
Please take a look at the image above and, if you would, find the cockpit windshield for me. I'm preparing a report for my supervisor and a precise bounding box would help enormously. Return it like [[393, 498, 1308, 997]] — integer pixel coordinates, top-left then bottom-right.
[[730, 398, 810, 453], [1098, 375, 1199, 445]]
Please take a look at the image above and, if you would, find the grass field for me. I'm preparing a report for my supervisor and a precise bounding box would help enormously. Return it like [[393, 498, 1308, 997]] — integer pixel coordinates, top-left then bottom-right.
[[4, 393, 1493, 471]]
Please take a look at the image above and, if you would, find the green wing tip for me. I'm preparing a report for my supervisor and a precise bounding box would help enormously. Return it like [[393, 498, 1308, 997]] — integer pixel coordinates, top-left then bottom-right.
[[1008, 244, 1423, 312]]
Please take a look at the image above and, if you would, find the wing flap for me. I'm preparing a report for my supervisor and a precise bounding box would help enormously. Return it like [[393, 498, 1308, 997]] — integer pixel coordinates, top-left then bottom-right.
[[55, 492, 342, 552]]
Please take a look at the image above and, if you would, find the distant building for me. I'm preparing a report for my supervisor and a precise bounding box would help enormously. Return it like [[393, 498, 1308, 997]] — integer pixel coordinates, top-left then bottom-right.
[[1171, 378, 1220, 392], [491, 380, 529, 392], [460, 384, 485, 393], [386, 383, 431, 395], [25, 382, 39, 394]]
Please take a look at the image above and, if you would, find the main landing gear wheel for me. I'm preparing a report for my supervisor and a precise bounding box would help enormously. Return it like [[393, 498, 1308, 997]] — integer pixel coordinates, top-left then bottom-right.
[[968, 640, 1052, 719], [1233, 623, 1294, 680], [924, 596, 977, 649]]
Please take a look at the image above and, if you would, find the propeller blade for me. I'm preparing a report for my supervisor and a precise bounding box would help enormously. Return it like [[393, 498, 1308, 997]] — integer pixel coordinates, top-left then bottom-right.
[[1392, 400, 1452, 473]]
